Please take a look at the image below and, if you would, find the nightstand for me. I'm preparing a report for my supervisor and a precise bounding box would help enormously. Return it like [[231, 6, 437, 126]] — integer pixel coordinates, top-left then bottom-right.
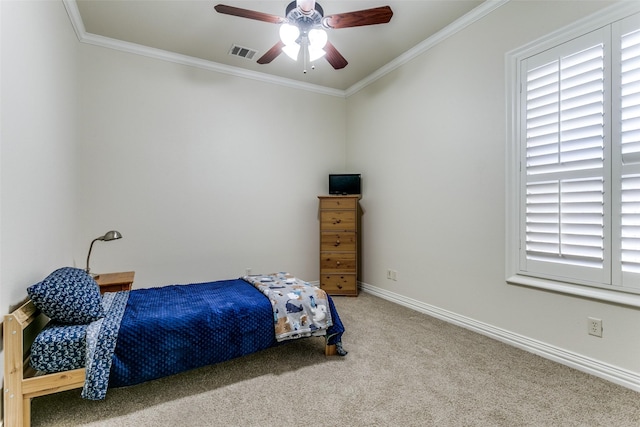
[[94, 271, 135, 294]]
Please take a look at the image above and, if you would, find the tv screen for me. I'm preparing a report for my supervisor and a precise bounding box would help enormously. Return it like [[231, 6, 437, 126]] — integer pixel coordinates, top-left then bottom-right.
[[329, 174, 361, 195]]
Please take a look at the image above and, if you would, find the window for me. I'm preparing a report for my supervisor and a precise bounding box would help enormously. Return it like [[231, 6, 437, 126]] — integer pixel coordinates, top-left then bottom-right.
[[507, 4, 640, 305]]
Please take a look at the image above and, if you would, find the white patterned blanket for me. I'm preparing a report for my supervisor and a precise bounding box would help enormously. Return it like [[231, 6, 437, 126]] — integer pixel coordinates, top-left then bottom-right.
[[83, 291, 129, 400], [243, 273, 333, 342]]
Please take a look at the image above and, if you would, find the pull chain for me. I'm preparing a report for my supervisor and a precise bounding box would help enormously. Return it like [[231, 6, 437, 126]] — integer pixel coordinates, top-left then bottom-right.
[[302, 40, 316, 73], [303, 42, 308, 74]]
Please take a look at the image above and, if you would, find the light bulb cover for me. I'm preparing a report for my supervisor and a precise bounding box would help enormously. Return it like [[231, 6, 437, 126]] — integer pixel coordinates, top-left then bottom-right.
[[282, 43, 301, 60], [279, 23, 300, 45], [308, 46, 326, 62], [308, 28, 327, 49]]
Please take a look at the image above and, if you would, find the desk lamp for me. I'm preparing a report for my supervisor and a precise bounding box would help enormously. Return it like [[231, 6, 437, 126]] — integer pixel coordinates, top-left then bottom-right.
[[85, 230, 122, 275]]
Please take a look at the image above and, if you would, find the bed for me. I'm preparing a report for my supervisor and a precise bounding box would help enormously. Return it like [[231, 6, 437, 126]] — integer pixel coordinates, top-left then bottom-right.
[[3, 268, 346, 427]]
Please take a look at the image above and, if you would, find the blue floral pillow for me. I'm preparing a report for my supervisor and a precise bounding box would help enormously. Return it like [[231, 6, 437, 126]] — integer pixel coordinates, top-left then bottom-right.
[[27, 267, 105, 324]]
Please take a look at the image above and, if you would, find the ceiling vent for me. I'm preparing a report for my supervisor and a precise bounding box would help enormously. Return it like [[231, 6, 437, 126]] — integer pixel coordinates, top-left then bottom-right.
[[228, 44, 257, 60]]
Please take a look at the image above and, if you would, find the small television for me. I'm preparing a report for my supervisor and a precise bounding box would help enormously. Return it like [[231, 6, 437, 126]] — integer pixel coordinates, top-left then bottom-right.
[[329, 174, 361, 195]]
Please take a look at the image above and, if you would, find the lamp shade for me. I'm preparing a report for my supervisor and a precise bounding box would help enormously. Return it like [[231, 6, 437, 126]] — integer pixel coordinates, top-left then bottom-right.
[[101, 230, 122, 241]]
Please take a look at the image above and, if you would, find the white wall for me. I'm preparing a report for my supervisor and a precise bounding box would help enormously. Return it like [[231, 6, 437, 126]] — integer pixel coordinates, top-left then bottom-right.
[[1, 0, 79, 306], [346, 0, 640, 376], [74, 45, 347, 287], [0, 0, 79, 396]]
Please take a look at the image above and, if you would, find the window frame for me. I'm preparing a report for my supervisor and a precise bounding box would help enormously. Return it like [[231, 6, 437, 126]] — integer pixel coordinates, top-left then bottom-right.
[[505, 2, 640, 308]]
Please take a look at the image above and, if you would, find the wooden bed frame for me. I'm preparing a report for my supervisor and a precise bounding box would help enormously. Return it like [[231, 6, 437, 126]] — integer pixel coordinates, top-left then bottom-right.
[[3, 298, 338, 427]]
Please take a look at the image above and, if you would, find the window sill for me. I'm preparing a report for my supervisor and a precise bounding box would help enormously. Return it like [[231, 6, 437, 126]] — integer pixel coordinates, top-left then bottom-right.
[[507, 275, 640, 308]]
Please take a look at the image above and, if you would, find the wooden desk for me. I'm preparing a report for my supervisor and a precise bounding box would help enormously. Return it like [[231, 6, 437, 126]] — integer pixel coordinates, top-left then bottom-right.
[[94, 271, 135, 294]]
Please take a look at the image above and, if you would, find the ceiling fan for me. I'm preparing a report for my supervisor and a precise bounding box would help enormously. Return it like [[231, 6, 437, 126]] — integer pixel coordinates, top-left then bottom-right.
[[214, 0, 393, 72]]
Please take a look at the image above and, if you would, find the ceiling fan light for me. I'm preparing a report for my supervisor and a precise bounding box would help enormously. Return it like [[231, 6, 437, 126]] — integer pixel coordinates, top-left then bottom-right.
[[282, 43, 301, 61], [308, 46, 326, 62], [279, 23, 300, 45], [308, 28, 327, 49]]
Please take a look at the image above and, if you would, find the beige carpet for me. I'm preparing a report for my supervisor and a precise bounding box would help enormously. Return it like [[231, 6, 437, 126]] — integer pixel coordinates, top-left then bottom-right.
[[31, 292, 640, 426]]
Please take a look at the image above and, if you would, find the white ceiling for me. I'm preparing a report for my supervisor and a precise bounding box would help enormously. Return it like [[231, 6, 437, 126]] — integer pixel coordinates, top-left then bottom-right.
[[71, 0, 491, 94]]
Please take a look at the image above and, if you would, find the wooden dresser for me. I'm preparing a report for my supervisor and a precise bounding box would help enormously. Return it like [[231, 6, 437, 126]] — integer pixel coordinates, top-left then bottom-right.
[[318, 195, 361, 296]]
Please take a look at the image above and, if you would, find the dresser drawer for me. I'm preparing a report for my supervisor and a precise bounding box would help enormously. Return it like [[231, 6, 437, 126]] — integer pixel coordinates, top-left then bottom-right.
[[320, 252, 357, 272], [319, 197, 357, 210], [320, 210, 356, 230], [320, 274, 357, 295], [320, 231, 356, 252]]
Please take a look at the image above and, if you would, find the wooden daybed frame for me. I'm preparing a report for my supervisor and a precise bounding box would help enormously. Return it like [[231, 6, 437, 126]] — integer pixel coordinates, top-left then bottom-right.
[[3, 298, 338, 426]]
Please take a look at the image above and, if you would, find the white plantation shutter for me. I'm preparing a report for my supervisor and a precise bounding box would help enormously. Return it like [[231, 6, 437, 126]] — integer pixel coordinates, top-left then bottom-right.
[[617, 18, 640, 289], [521, 30, 608, 284], [510, 8, 640, 298], [620, 29, 640, 164]]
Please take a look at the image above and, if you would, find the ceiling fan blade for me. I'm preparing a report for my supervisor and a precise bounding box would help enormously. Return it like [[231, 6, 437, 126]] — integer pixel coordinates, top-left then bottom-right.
[[257, 41, 285, 64], [323, 6, 393, 29], [324, 42, 348, 70], [214, 4, 286, 24]]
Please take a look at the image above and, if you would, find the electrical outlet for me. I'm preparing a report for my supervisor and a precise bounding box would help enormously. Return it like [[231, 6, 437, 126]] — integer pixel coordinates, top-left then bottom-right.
[[588, 317, 603, 337], [387, 269, 398, 281], [387, 269, 392, 279]]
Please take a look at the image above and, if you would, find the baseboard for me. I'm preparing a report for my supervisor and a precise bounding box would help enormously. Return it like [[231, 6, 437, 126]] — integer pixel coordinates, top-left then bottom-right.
[[359, 282, 640, 393]]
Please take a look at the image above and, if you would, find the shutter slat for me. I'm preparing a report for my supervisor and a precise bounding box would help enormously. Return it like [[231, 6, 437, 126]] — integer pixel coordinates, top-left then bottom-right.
[[621, 172, 640, 274], [621, 36, 640, 169]]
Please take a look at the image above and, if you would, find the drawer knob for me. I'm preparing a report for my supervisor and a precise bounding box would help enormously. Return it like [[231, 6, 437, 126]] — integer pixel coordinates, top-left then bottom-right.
[[333, 218, 342, 224], [337, 283, 343, 289], [336, 261, 341, 266], [335, 240, 341, 246]]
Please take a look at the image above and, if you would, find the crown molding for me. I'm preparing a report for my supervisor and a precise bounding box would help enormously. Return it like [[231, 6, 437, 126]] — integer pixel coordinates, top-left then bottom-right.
[[85, 31, 346, 97], [63, 0, 509, 98], [62, 0, 345, 97], [345, 0, 509, 96]]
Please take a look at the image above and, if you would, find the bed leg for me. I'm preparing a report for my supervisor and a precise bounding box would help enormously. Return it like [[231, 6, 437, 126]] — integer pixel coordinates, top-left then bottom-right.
[[325, 344, 337, 356], [23, 397, 32, 427], [4, 314, 26, 426], [3, 391, 25, 427]]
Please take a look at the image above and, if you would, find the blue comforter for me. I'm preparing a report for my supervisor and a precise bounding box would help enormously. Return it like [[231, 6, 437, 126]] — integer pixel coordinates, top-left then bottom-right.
[[103, 279, 344, 395]]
